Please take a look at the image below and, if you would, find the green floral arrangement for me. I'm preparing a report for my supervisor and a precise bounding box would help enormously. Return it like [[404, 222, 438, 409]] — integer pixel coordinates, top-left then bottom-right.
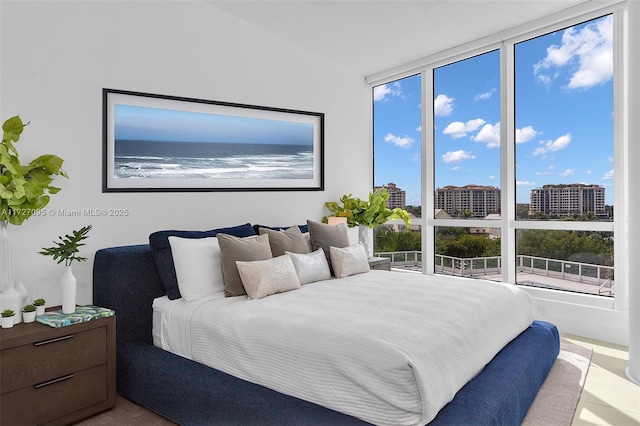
[[22, 304, 36, 313], [325, 188, 411, 229], [0, 115, 67, 225], [33, 298, 46, 307], [39, 225, 92, 266], [1, 309, 15, 318]]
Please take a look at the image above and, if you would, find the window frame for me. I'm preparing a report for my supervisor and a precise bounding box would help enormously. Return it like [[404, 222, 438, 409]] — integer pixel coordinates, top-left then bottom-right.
[[370, 1, 628, 312]]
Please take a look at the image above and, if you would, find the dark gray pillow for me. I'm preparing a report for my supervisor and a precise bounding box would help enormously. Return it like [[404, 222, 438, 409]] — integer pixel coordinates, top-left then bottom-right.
[[306, 220, 350, 266], [258, 226, 311, 257], [217, 233, 273, 297]]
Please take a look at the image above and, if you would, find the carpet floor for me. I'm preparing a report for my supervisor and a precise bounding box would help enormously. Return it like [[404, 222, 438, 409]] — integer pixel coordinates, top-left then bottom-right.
[[74, 341, 592, 426]]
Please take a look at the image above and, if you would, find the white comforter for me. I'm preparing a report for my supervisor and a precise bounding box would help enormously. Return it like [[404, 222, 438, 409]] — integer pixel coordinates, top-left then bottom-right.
[[153, 270, 534, 426]]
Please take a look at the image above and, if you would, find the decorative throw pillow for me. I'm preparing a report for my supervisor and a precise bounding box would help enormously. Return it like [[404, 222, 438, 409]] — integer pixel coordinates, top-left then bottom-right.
[[306, 219, 350, 266], [252, 224, 309, 234], [287, 248, 332, 285], [236, 254, 301, 299], [217, 233, 273, 297], [149, 223, 256, 300], [168, 236, 224, 300], [330, 243, 370, 278], [258, 226, 312, 257]]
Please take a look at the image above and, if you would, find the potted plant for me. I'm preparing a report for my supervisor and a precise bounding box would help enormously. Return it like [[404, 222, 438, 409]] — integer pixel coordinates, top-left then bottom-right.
[[22, 304, 36, 323], [33, 298, 46, 315], [1, 309, 15, 328], [1, 115, 67, 322], [325, 188, 411, 257], [39, 225, 92, 314]]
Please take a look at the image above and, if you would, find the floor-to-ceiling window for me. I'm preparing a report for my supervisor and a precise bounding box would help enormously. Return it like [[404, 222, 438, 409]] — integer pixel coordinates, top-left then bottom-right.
[[372, 11, 619, 301]]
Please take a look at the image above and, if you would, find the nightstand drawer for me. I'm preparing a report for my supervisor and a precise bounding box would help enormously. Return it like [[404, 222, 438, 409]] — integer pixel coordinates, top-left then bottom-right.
[[0, 364, 108, 425], [1, 326, 107, 393]]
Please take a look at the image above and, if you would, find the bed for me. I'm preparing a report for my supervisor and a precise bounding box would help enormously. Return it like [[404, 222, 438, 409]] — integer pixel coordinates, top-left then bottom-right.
[[93, 222, 560, 426]]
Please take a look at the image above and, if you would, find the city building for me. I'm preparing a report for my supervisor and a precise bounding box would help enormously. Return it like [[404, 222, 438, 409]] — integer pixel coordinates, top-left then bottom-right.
[[529, 184, 607, 218], [375, 182, 406, 209], [435, 185, 501, 218]]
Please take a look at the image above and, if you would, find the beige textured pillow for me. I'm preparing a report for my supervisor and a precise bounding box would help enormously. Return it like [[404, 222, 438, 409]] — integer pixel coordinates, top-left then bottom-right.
[[258, 226, 312, 257], [236, 254, 301, 299], [330, 243, 370, 278], [217, 233, 273, 297]]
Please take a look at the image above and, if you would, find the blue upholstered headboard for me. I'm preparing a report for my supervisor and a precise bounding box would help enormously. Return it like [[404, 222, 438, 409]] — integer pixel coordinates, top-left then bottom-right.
[[93, 244, 165, 346]]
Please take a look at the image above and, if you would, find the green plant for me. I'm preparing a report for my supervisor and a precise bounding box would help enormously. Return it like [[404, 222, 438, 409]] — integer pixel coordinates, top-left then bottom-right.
[[22, 304, 36, 313], [33, 298, 46, 306], [1, 115, 67, 225], [1, 309, 15, 317], [325, 188, 411, 229], [39, 225, 92, 266]]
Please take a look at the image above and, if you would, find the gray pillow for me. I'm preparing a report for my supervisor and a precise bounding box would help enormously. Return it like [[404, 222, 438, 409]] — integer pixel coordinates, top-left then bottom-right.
[[217, 233, 273, 297], [258, 226, 312, 257], [306, 220, 350, 267]]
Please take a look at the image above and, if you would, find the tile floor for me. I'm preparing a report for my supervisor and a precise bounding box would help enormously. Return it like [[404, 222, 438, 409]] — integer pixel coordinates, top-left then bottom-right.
[[563, 333, 640, 425]]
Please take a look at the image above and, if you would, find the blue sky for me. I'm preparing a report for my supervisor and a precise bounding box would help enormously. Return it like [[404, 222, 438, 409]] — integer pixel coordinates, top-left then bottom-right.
[[115, 104, 314, 146], [374, 15, 613, 207]]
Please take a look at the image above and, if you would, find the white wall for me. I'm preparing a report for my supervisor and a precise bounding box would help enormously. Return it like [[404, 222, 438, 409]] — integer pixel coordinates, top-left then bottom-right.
[[0, 1, 371, 306]]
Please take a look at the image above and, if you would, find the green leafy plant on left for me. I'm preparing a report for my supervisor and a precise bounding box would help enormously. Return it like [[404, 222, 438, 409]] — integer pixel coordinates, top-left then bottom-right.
[[1, 115, 67, 225], [39, 225, 92, 266], [325, 188, 411, 229]]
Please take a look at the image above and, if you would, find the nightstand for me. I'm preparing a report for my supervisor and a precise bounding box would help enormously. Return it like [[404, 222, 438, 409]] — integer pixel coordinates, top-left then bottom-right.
[[0, 313, 116, 425], [368, 257, 391, 271]]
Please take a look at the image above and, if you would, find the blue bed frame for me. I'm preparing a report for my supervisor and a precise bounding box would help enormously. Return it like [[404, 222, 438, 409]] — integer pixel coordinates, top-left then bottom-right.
[[93, 243, 560, 425]]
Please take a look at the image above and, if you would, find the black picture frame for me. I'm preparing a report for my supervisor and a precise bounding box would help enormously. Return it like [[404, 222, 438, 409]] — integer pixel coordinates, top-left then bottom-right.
[[103, 89, 324, 192]]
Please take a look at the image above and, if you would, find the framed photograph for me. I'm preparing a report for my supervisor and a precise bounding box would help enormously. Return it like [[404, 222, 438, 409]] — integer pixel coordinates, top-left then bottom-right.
[[103, 89, 324, 192]]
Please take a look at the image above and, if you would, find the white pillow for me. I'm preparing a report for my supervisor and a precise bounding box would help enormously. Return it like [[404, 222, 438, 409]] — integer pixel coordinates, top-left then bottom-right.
[[168, 236, 224, 300], [330, 243, 371, 278], [236, 254, 301, 299], [287, 248, 331, 284]]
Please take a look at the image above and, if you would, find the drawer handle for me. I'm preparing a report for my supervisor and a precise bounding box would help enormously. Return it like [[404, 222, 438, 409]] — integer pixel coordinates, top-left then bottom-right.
[[34, 374, 74, 389], [34, 334, 74, 346]]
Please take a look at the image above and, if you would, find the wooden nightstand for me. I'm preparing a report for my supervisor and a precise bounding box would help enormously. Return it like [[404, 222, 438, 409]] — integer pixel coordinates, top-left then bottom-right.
[[368, 257, 391, 271], [0, 313, 116, 425]]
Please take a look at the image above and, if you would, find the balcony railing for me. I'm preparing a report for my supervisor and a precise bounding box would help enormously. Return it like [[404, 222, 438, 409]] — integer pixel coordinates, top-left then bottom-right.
[[374, 251, 615, 297]]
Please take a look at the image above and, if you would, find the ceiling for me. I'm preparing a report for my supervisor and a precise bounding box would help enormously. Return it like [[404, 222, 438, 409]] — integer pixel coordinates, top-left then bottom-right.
[[206, 0, 591, 78]]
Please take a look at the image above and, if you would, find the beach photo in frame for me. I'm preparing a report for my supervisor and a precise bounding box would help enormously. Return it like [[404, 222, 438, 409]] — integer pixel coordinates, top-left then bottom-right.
[[103, 89, 324, 192]]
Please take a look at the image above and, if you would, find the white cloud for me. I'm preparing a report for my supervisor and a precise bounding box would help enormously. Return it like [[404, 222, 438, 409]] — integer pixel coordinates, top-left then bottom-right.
[[516, 126, 538, 143], [443, 118, 485, 139], [603, 168, 614, 180], [533, 133, 571, 156], [442, 150, 475, 163], [434, 94, 454, 116], [373, 82, 401, 101], [586, 170, 592, 175], [472, 122, 500, 147], [534, 15, 613, 90], [516, 180, 536, 186], [474, 88, 496, 101], [559, 168, 575, 177], [452, 166, 460, 171], [384, 132, 414, 148]]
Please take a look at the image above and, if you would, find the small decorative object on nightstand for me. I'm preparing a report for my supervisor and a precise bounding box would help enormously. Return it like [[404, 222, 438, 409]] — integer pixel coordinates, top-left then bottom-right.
[[368, 257, 391, 271], [1, 309, 15, 328], [21, 304, 36, 323], [0, 307, 116, 425], [33, 298, 46, 316]]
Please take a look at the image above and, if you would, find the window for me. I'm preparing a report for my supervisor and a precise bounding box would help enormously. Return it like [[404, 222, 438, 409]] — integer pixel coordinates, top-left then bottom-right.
[[372, 12, 618, 300]]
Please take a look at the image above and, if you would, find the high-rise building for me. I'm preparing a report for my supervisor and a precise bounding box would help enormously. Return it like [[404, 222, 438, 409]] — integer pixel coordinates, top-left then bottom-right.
[[435, 185, 500, 218], [529, 184, 606, 218], [375, 182, 406, 209]]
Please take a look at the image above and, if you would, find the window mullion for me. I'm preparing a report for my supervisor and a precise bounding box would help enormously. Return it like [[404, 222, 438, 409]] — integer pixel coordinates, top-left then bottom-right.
[[502, 42, 516, 284]]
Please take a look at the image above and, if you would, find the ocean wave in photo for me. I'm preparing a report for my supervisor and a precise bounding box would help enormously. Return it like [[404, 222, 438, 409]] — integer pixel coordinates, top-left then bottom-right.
[[114, 140, 314, 179]]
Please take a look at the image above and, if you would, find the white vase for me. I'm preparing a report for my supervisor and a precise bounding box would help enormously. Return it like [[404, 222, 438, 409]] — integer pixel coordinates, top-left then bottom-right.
[[0, 282, 22, 324], [35, 305, 46, 316], [1, 315, 14, 328], [0, 220, 12, 292], [22, 310, 36, 323], [358, 224, 371, 258], [60, 265, 77, 314]]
